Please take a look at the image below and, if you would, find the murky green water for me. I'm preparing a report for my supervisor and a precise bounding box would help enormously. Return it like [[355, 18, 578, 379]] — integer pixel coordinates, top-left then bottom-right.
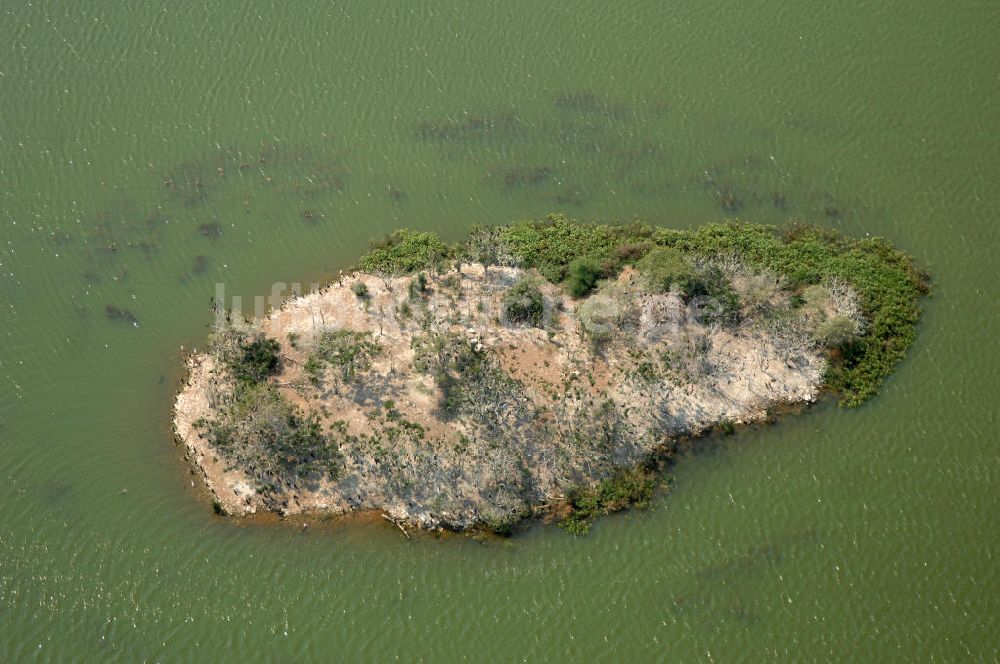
[[2, 1, 998, 660]]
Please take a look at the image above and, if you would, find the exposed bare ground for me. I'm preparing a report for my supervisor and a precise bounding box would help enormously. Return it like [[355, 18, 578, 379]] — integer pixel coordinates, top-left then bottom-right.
[[174, 263, 830, 530]]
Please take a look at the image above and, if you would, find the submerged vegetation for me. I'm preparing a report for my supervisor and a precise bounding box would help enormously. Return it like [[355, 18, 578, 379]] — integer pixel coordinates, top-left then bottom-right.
[[70, 99, 875, 325]]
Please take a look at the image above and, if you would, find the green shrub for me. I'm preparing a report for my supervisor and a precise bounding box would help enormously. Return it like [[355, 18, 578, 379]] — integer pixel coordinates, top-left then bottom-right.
[[559, 467, 658, 535], [228, 336, 280, 384], [502, 279, 544, 327], [359, 229, 451, 276], [815, 314, 858, 347], [717, 419, 736, 435], [636, 361, 658, 381], [686, 264, 742, 325], [634, 247, 740, 323], [663, 222, 928, 405], [635, 246, 696, 293], [196, 382, 343, 485], [304, 356, 324, 386], [483, 507, 531, 536], [310, 330, 381, 382], [352, 281, 369, 298], [565, 256, 603, 297], [494, 214, 654, 282]]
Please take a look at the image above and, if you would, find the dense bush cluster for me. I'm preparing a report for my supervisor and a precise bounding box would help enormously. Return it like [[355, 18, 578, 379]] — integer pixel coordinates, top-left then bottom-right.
[[502, 279, 545, 327], [635, 246, 695, 293], [488, 214, 654, 283], [358, 229, 452, 276], [565, 256, 603, 297], [632, 247, 741, 323], [560, 466, 659, 535], [662, 223, 929, 406], [227, 336, 281, 384], [386, 214, 926, 407]]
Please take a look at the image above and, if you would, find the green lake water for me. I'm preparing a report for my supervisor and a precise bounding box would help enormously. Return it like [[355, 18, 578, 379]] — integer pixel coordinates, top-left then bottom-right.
[[1, 1, 998, 660]]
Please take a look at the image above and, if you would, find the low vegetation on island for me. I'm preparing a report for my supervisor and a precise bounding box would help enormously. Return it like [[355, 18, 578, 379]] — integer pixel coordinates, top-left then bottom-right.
[[173, 215, 928, 535]]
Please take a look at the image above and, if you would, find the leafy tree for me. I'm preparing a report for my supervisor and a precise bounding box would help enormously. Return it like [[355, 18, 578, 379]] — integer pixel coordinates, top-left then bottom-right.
[[229, 336, 280, 384]]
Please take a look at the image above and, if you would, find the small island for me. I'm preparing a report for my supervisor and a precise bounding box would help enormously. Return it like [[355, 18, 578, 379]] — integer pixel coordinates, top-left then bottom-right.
[[174, 216, 928, 534]]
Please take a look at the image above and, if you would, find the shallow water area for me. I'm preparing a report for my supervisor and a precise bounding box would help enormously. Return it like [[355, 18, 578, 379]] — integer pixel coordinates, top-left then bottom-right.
[[1, 1, 998, 660]]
